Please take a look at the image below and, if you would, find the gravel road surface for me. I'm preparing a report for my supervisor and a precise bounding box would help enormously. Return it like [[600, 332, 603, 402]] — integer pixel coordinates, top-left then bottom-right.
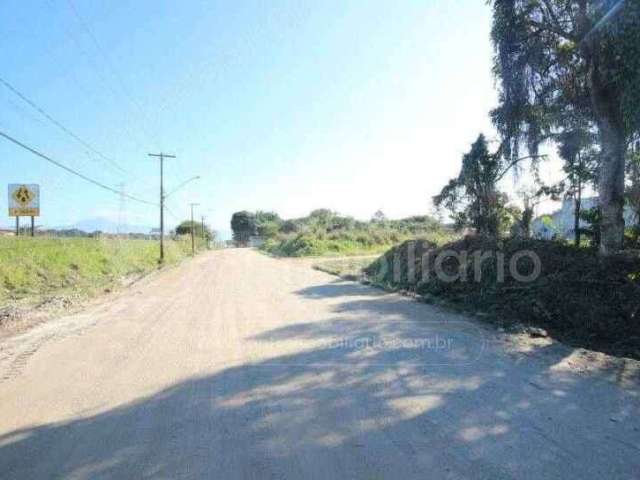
[[0, 249, 638, 479]]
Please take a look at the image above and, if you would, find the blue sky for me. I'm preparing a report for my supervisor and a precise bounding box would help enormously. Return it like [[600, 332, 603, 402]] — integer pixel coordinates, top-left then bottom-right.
[[0, 0, 525, 237]]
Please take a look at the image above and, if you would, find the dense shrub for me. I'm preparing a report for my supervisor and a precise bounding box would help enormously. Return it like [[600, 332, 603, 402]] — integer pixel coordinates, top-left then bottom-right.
[[259, 210, 456, 257], [366, 236, 640, 359]]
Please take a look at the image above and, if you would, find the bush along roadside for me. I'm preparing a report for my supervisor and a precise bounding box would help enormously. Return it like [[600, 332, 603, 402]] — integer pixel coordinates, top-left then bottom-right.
[[252, 209, 457, 257], [365, 236, 640, 360]]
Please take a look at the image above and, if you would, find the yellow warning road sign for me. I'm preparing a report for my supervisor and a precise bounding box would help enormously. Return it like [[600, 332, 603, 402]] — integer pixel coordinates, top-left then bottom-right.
[[8, 184, 40, 217]]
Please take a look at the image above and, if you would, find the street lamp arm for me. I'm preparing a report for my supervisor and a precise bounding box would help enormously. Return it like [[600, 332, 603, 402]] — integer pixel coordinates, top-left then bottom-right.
[[164, 175, 200, 199]]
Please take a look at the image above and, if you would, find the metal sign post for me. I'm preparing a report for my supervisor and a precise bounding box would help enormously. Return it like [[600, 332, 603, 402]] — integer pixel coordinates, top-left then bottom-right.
[[8, 184, 40, 236]]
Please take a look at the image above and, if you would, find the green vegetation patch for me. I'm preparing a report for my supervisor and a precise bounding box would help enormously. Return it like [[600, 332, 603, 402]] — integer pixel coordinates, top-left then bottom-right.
[[0, 236, 198, 302], [312, 256, 378, 281], [257, 210, 456, 257], [366, 236, 640, 359]]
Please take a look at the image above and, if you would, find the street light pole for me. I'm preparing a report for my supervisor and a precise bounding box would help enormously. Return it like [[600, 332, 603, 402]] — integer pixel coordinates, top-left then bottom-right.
[[190, 202, 200, 256], [148, 152, 176, 263]]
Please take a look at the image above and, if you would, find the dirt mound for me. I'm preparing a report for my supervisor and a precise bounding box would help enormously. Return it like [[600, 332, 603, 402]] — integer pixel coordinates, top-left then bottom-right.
[[366, 236, 640, 359]]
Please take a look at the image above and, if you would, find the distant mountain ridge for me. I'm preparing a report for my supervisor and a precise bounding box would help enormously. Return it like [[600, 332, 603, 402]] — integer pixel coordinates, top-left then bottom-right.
[[0, 217, 230, 238], [58, 217, 154, 234]]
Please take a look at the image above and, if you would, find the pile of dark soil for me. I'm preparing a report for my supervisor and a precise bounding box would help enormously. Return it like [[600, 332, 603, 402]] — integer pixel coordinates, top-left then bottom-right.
[[365, 236, 640, 359]]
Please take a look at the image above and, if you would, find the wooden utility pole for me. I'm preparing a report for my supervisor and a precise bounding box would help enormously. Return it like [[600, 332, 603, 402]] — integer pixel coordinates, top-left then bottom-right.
[[148, 153, 176, 263], [201, 215, 208, 249], [190, 202, 200, 256]]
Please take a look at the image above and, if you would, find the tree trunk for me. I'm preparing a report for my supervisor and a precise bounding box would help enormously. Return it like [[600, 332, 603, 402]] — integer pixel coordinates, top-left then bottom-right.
[[523, 211, 531, 238], [574, 194, 581, 247], [574, 169, 582, 247], [588, 58, 626, 254], [597, 120, 626, 254], [631, 145, 640, 233], [522, 203, 532, 239]]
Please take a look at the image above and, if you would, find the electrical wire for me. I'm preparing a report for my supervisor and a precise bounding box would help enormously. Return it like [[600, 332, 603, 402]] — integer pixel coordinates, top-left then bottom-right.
[[0, 76, 128, 176], [165, 206, 181, 221], [66, 0, 162, 150], [0, 130, 157, 207], [44, 0, 148, 154]]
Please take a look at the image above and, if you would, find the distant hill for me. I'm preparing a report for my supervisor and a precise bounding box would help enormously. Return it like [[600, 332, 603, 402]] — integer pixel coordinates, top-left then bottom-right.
[[2, 217, 228, 238], [59, 217, 154, 235]]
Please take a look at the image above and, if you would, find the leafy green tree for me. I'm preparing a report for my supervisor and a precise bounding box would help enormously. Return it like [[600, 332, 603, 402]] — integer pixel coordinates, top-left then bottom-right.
[[279, 219, 299, 234], [230, 211, 256, 246], [175, 220, 213, 239], [308, 209, 336, 226], [581, 206, 602, 247], [255, 211, 281, 224], [254, 211, 282, 239], [328, 215, 356, 231], [433, 134, 511, 237], [371, 210, 387, 223], [515, 190, 539, 239], [490, 0, 640, 253], [557, 127, 598, 245], [515, 182, 564, 239], [257, 221, 280, 239]]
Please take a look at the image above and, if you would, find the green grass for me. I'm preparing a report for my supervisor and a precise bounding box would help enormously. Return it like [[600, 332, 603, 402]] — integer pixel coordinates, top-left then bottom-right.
[[0, 236, 204, 302], [261, 229, 457, 257], [308, 230, 458, 280], [312, 256, 377, 280]]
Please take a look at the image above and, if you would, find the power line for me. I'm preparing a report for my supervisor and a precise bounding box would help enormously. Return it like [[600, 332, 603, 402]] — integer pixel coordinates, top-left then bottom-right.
[[44, 0, 147, 153], [0, 76, 128, 176], [66, 0, 162, 150], [0, 130, 157, 207], [165, 206, 181, 221], [4, 98, 112, 199]]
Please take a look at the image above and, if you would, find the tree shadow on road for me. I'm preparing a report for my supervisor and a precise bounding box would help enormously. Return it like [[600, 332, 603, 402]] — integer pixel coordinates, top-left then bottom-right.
[[294, 279, 385, 299], [1, 281, 639, 479]]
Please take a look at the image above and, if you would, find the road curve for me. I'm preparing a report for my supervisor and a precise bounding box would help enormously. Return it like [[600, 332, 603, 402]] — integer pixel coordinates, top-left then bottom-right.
[[0, 248, 638, 479]]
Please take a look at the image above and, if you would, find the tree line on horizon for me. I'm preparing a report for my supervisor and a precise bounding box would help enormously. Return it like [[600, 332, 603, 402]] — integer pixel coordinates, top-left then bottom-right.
[[230, 209, 446, 245], [229, 209, 455, 256]]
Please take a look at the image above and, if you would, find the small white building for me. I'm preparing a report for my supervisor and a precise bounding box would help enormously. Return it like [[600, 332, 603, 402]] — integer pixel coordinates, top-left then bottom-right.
[[532, 197, 636, 240]]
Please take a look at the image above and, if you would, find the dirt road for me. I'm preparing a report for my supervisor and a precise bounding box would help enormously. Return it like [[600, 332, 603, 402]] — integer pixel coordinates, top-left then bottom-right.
[[0, 249, 638, 479]]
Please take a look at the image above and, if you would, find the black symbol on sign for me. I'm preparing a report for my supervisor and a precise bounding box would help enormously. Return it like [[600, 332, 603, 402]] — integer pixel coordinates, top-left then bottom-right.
[[13, 186, 34, 206]]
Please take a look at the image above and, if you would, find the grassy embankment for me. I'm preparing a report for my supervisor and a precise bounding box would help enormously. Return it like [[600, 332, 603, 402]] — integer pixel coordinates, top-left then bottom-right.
[[362, 236, 640, 360], [312, 256, 379, 280], [0, 236, 206, 304], [319, 236, 640, 359], [262, 231, 420, 257]]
